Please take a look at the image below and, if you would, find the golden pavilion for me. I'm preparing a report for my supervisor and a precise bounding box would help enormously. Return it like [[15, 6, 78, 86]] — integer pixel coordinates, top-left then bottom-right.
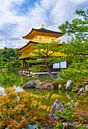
[[18, 25, 65, 68]]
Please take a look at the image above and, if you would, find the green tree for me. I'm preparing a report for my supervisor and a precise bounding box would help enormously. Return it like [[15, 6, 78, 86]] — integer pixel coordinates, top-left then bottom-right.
[[59, 9, 88, 40], [0, 48, 21, 71], [58, 9, 88, 84], [58, 38, 88, 83], [30, 42, 62, 79]]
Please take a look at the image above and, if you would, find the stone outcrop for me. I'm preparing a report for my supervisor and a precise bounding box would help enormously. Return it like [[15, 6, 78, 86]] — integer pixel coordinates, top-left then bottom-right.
[[62, 122, 88, 129], [23, 80, 40, 89], [0, 86, 6, 96], [65, 80, 74, 91], [15, 87, 23, 92], [49, 99, 64, 119], [77, 87, 85, 95], [85, 85, 88, 92], [36, 82, 54, 90], [27, 124, 38, 129], [77, 85, 88, 95], [23, 80, 54, 90]]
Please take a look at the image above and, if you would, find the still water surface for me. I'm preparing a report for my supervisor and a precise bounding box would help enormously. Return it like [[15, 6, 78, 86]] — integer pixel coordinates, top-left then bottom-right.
[[0, 72, 77, 106]]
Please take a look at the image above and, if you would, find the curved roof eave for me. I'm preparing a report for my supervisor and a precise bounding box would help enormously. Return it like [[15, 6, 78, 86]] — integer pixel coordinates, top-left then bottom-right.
[[18, 41, 38, 51]]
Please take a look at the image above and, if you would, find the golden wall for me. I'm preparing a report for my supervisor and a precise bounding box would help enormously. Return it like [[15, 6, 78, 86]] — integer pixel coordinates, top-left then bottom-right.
[[30, 35, 56, 43]]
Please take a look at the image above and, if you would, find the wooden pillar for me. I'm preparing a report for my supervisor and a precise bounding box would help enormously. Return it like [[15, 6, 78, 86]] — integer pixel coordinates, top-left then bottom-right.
[[23, 59, 26, 68]]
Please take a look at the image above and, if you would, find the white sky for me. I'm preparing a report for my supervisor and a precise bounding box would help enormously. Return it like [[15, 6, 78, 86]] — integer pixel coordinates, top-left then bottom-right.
[[0, 0, 87, 48]]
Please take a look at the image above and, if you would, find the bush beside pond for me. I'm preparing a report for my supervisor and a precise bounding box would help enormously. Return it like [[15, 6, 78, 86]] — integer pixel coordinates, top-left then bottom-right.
[[0, 88, 56, 129], [52, 80, 67, 90], [0, 72, 29, 88]]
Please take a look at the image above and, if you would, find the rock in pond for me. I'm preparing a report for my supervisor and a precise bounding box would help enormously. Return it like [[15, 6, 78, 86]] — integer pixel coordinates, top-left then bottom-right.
[[22, 124, 38, 129], [77, 87, 85, 95], [77, 85, 88, 95], [15, 87, 23, 92], [85, 85, 88, 92], [27, 124, 38, 129], [0, 86, 6, 96], [36, 82, 54, 90], [49, 99, 64, 119], [65, 80, 74, 91], [23, 80, 40, 89]]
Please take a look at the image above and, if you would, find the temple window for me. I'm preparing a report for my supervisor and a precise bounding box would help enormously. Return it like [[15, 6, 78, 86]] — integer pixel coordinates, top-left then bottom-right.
[[51, 38, 55, 41], [39, 37, 42, 41]]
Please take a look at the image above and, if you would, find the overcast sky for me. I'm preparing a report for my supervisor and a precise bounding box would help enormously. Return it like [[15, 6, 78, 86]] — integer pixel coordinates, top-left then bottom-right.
[[0, 0, 88, 48]]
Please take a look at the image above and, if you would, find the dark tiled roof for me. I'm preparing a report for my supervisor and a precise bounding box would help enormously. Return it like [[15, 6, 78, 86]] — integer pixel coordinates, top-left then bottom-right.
[[23, 28, 64, 39], [32, 28, 63, 34]]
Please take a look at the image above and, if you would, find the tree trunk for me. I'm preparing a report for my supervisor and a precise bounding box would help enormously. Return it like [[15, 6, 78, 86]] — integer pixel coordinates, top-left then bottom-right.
[[45, 63, 55, 80]]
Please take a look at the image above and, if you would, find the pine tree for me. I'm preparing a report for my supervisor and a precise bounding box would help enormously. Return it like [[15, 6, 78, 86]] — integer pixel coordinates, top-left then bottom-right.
[[59, 9, 88, 40], [30, 42, 63, 79], [58, 9, 88, 83]]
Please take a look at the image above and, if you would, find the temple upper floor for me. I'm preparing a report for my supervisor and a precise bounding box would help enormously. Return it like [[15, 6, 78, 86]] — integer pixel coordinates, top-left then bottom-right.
[[23, 27, 64, 43], [28, 35, 56, 43]]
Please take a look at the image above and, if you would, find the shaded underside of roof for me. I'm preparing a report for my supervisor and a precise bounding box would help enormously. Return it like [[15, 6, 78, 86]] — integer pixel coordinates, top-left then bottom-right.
[[18, 41, 38, 52]]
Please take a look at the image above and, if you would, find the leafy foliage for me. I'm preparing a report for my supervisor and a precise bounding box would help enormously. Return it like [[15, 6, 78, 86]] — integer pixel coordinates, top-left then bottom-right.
[[0, 48, 21, 71], [59, 9, 88, 40], [0, 72, 29, 87], [56, 121, 63, 129], [77, 125, 86, 129], [58, 9, 88, 83], [55, 104, 74, 122], [32, 42, 62, 64], [59, 38, 88, 83], [30, 42, 62, 78]]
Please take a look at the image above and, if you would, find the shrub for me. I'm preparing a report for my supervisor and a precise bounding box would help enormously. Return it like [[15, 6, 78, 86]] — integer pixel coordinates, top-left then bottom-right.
[[56, 121, 63, 129], [52, 80, 59, 89], [52, 80, 67, 90], [55, 104, 74, 122], [0, 88, 55, 129], [83, 96, 88, 102], [77, 125, 86, 129], [58, 80, 67, 86]]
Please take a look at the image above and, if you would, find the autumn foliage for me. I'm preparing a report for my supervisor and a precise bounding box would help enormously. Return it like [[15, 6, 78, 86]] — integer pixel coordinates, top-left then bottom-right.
[[0, 87, 55, 129]]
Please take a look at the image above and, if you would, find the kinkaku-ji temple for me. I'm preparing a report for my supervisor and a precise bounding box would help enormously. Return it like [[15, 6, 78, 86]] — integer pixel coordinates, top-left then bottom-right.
[[18, 25, 67, 71]]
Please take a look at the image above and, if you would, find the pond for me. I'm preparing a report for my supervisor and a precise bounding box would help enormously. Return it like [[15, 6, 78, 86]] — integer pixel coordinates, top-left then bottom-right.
[[0, 72, 77, 105], [25, 88, 78, 106]]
